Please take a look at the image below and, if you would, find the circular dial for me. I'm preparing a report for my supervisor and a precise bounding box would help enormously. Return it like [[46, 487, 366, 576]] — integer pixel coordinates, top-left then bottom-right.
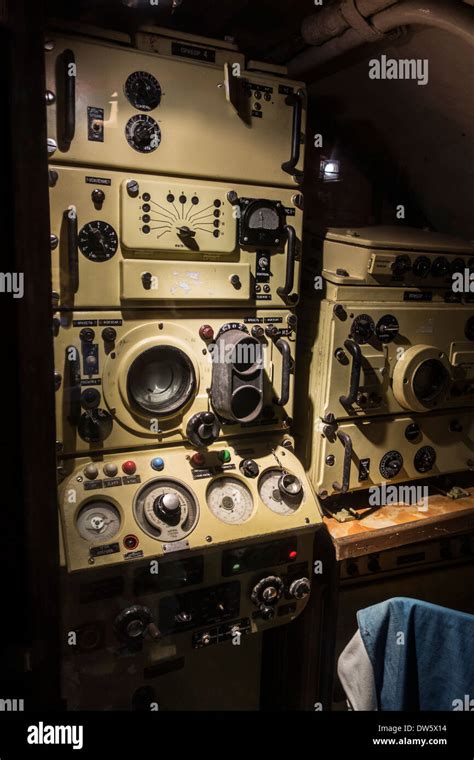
[[78, 221, 118, 262], [351, 314, 375, 344], [248, 206, 280, 230], [124, 71, 162, 111], [414, 445, 436, 474], [125, 114, 161, 153], [127, 346, 196, 417], [431, 256, 449, 277], [76, 501, 121, 542], [258, 469, 303, 515], [375, 314, 399, 344], [134, 479, 198, 541], [78, 409, 113, 443], [380, 450, 403, 479], [206, 477, 254, 524], [413, 256, 431, 278]]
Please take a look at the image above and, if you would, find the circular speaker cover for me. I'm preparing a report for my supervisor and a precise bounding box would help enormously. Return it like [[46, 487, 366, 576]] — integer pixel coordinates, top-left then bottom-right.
[[127, 346, 196, 416]]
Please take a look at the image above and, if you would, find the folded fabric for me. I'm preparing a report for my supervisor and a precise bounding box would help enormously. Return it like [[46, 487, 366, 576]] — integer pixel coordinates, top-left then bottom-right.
[[337, 629, 377, 711], [357, 597, 474, 711]]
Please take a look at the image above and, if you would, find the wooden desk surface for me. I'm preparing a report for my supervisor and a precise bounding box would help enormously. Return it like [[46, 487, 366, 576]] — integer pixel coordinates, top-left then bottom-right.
[[322, 483, 474, 561]]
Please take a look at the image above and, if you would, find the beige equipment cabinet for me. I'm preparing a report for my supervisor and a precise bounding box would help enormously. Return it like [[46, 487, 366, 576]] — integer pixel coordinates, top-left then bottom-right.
[[311, 225, 474, 289], [45, 29, 306, 186], [298, 287, 474, 422], [49, 165, 303, 309], [54, 309, 298, 456]]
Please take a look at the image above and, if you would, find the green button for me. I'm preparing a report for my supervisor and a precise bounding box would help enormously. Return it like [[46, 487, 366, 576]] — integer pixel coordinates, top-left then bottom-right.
[[218, 449, 231, 463]]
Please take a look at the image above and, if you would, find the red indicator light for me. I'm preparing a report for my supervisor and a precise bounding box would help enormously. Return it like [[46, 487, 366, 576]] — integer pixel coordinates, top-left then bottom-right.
[[190, 453, 206, 468], [122, 460, 136, 475], [289, 550, 298, 560], [124, 535, 139, 550], [199, 325, 214, 341]]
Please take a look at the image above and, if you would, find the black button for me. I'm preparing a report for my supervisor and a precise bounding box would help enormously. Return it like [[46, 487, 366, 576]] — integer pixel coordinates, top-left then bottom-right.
[[191, 196, 199, 205], [102, 327, 117, 343], [80, 328, 95, 343], [213, 230, 219, 238], [264, 92, 271, 102], [214, 199, 221, 208], [167, 194, 175, 203], [142, 214, 150, 223], [254, 91, 262, 100], [179, 195, 187, 204], [91, 189, 105, 204], [142, 225, 150, 234], [214, 209, 221, 217], [254, 102, 262, 111], [142, 203, 150, 212], [213, 220, 220, 228], [142, 192, 151, 202]]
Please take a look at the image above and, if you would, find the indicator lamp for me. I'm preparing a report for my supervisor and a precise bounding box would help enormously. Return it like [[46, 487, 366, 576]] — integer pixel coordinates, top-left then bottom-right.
[[151, 457, 164, 471], [122, 460, 137, 475], [289, 550, 298, 560], [190, 453, 206, 468], [199, 325, 214, 341], [218, 450, 231, 464], [232, 563, 241, 573]]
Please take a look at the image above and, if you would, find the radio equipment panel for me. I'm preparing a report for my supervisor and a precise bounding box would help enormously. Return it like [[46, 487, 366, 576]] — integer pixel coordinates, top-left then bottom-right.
[[57, 439, 321, 572], [49, 166, 302, 308], [54, 310, 297, 456], [45, 35, 306, 186]]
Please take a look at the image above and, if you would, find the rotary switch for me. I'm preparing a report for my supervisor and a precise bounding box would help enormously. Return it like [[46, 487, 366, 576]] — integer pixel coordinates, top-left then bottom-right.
[[251, 576, 284, 616], [392, 255, 411, 276], [186, 411, 221, 447], [153, 493, 181, 526], [113, 605, 161, 646], [379, 450, 403, 479], [289, 577, 311, 600], [240, 459, 259, 478], [350, 314, 375, 344]]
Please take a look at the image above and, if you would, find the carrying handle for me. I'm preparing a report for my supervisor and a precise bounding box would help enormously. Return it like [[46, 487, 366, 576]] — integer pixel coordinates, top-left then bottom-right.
[[65, 345, 81, 425], [274, 338, 291, 407], [281, 90, 303, 176], [339, 339, 362, 406], [277, 224, 297, 302], [64, 206, 79, 295], [332, 431, 352, 494], [62, 48, 76, 145]]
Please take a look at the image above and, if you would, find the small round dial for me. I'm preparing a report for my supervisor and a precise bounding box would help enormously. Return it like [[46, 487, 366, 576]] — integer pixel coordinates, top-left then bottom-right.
[[258, 469, 303, 515], [413, 256, 431, 278], [414, 445, 436, 473], [134, 479, 198, 541], [76, 501, 121, 542], [125, 114, 161, 153], [379, 450, 403, 479], [375, 314, 399, 344], [124, 71, 162, 111], [78, 221, 118, 262], [351, 314, 375, 344], [206, 477, 254, 524], [431, 256, 449, 277]]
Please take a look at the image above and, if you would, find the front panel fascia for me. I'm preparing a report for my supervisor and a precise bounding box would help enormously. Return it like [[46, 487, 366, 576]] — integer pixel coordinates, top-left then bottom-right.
[[49, 165, 303, 309], [45, 35, 306, 186]]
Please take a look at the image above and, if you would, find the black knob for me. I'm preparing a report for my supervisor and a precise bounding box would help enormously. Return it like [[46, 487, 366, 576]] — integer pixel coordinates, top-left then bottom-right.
[[177, 226, 196, 238], [265, 325, 279, 338], [260, 606, 276, 621], [240, 459, 259, 478], [102, 327, 117, 343], [413, 255, 431, 278], [289, 578, 311, 600], [127, 180, 139, 197], [48, 169, 59, 187], [392, 255, 411, 276], [78, 409, 113, 444], [405, 423, 421, 442], [346, 562, 358, 577], [142, 272, 152, 290], [113, 605, 161, 646], [154, 493, 181, 525], [186, 411, 220, 447], [333, 304, 346, 320], [81, 387, 101, 410], [230, 274, 241, 288], [368, 558, 380, 573], [251, 325, 264, 338], [251, 576, 284, 607], [79, 328, 95, 343], [432, 256, 449, 277], [91, 189, 105, 205]]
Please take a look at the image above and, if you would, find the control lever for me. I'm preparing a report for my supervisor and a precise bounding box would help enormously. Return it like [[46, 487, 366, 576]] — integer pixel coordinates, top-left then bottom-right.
[[339, 339, 362, 406], [65, 345, 81, 425], [277, 225, 297, 303], [274, 338, 291, 406], [64, 206, 79, 294], [282, 90, 303, 177], [332, 431, 353, 494], [60, 48, 76, 146]]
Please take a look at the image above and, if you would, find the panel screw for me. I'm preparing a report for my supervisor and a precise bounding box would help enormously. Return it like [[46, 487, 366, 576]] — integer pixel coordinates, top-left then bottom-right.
[[49, 169, 59, 187], [44, 40, 55, 51], [45, 90, 56, 105], [325, 455, 335, 466], [127, 179, 140, 197], [47, 138, 57, 155], [227, 190, 238, 204], [292, 193, 304, 209], [205, 536, 212, 543], [50, 234, 59, 250]]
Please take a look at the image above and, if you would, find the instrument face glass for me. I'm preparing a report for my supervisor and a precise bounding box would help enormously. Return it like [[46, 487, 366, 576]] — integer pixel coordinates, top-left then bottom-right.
[[76, 500, 121, 542], [258, 468, 303, 515], [124, 71, 162, 111], [78, 221, 118, 262], [239, 199, 285, 247], [248, 206, 280, 231], [134, 479, 198, 540], [206, 477, 254, 524], [127, 346, 196, 416], [413, 359, 448, 404], [125, 114, 161, 153]]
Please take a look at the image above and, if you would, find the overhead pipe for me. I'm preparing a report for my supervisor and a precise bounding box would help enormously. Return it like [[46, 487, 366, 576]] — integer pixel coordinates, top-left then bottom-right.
[[289, 0, 474, 78]]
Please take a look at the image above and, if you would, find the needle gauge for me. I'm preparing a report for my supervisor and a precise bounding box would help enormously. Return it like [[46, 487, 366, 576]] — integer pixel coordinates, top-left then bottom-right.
[[206, 477, 254, 524]]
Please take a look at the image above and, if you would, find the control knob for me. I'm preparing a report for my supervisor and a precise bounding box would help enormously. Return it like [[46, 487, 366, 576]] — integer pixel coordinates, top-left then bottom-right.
[[289, 577, 311, 600], [278, 472, 303, 499], [113, 605, 161, 646], [186, 411, 220, 447], [153, 492, 181, 526], [351, 314, 375, 344], [251, 576, 284, 609], [240, 459, 259, 478], [392, 255, 411, 276]]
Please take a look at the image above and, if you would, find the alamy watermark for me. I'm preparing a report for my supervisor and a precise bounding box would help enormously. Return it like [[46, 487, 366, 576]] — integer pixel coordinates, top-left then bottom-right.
[[369, 483, 429, 511], [369, 55, 429, 86], [0, 272, 24, 299]]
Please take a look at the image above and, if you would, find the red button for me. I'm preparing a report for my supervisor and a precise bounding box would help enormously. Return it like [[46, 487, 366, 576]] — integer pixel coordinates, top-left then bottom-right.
[[124, 534, 139, 550], [289, 550, 298, 560], [190, 453, 206, 468], [122, 460, 136, 475], [199, 325, 214, 341]]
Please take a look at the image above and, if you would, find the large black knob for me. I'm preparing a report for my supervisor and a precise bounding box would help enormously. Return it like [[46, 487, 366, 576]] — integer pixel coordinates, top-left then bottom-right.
[[186, 411, 220, 447], [240, 459, 259, 478], [113, 605, 161, 646], [289, 577, 311, 600], [78, 409, 113, 443], [153, 493, 181, 526], [251, 576, 284, 608]]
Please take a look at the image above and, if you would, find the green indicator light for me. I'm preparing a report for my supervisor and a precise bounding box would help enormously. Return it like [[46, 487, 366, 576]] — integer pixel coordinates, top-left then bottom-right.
[[218, 449, 231, 463], [232, 563, 241, 573]]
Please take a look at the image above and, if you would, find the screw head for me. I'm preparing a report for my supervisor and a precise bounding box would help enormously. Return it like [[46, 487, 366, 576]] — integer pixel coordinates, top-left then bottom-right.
[[50, 234, 59, 250], [45, 90, 56, 105], [127, 180, 140, 197], [47, 138, 57, 155]]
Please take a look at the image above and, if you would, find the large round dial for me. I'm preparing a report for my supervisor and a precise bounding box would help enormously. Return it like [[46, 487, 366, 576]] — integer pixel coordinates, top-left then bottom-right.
[[258, 469, 303, 515], [78, 221, 118, 262], [124, 71, 162, 111], [414, 445, 436, 473], [375, 315, 399, 344], [379, 450, 403, 479], [76, 500, 121, 542], [134, 479, 198, 541], [206, 477, 254, 524], [248, 205, 280, 231], [125, 114, 161, 153], [127, 346, 196, 417], [351, 314, 375, 344]]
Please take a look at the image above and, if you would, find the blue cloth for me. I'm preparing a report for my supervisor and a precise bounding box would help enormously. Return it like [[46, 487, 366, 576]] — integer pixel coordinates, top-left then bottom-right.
[[357, 597, 474, 711]]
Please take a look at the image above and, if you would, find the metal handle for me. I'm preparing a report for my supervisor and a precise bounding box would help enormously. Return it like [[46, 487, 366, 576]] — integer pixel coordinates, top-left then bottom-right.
[[339, 339, 362, 406], [282, 91, 303, 176], [64, 207, 79, 294], [66, 345, 81, 425], [332, 431, 352, 494], [62, 48, 76, 145], [277, 225, 297, 301], [274, 338, 291, 406]]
